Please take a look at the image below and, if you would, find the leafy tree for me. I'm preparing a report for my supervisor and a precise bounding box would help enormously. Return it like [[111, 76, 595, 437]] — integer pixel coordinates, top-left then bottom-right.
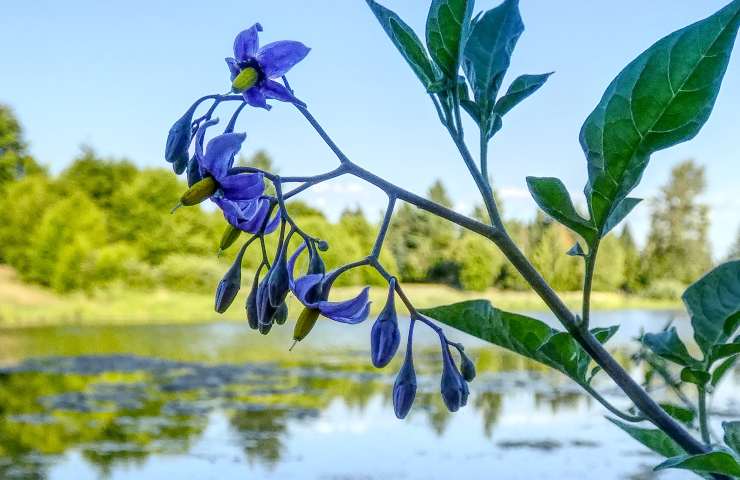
[[592, 234, 625, 291], [0, 104, 43, 187], [58, 147, 137, 210], [727, 226, 740, 260], [529, 222, 582, 291], [454, 232, 503, 291], [619, 225, 642, 292], [642, 160, 712, 285]]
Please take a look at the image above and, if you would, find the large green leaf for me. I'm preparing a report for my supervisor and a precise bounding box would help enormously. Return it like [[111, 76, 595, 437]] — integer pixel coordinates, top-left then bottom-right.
[[724, 421, 740, 455], [462, 0, 523, 116], [655, 452, 740, 477], [525, 176, 597, 246], [607, 417, 685, 458], [420, 300, 617, 385], [602, 197, 642, 236], [426, 0, 473, 80], [682, 260, 740, 358], [641, 326, 697, 366], [493, 72, 552, 116], [580, 1, 740, 231], [659, 403, 695, 425], [366, 0, 438, 89]]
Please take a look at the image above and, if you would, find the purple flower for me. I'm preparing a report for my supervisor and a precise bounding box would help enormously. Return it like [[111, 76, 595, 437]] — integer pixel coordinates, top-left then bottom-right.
[[212, 195, 280, 235], [287, 242, 370, 324], [370, 278, 401, 368], [226, 23, 310, 110], [195, 127, 264, 202]]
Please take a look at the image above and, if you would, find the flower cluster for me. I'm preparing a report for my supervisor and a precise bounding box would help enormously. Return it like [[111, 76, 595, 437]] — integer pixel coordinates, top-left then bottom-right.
[[163, 24, 475, 419]]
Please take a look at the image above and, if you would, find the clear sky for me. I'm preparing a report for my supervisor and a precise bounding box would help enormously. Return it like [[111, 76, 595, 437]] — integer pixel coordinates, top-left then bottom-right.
[[2, 0, 738, 257]]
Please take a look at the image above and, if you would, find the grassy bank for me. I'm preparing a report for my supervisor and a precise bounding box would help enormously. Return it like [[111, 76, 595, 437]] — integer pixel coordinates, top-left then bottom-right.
[[0, 266, 680, 328]]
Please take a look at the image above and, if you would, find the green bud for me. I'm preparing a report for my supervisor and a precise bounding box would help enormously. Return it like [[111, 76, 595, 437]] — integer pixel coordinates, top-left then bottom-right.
[[219, 224, 242, 253], [291, 307, 320, 350], [232, 67, 259, 92], [179, 176, 217, 207]]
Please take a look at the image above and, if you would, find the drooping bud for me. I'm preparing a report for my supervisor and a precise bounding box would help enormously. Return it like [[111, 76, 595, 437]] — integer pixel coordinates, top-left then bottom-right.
[[439, 342, 468, 413], [274, 301, 288, 325], [214, 240, 250, 313], [219, 224, 242, 254], [392, 341, 417, 419], [291, 307, 320, 349], [316, 240, 329, 252], [370, 278, 401, 368], [307, 244, 325, 276], [302, 245, 325, 304], [256, 280, 277, 327], [165, 104, 197, 172], [232, 67, 259, 92], [267, 245, 290, 307], [245, 271, 260, 330], [459, 349, 476, 382]]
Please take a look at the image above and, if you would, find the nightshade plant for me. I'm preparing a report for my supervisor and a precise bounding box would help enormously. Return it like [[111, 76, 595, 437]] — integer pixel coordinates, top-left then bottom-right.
[[164, 1, 740, 477]]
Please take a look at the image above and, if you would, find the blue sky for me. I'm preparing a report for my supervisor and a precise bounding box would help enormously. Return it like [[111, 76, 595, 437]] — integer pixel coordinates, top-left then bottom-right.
[[2, 0, 738, 257]]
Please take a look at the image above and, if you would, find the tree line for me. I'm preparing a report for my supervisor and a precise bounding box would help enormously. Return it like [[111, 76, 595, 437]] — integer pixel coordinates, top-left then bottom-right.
[[1, 103, 735, 297]]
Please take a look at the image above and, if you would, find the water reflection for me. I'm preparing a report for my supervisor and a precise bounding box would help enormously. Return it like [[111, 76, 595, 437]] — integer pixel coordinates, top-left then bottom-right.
[[0, 314, 735, 480]]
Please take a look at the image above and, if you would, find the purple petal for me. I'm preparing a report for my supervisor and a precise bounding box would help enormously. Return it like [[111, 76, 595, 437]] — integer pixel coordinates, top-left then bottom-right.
[[201, 133, 245, 180], [257, 40, 310, 78], [236, 198, 269, 233], [263, 210, 281, 234], [212, 196, 243, 228], [293, 274, 324, 308], [219, 172, 264, 201], [262, 80, 305, 106], [287, 242, 309, 291], [225, 57, 240, 80], [243, 88, 271, 110], [233, 23, 262, 61], [318, 287, 371, 324]]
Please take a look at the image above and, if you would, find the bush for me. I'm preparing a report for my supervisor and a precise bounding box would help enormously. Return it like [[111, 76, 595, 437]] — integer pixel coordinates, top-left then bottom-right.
[[644, 279, 686, 300], [156, 254, 226, 293]]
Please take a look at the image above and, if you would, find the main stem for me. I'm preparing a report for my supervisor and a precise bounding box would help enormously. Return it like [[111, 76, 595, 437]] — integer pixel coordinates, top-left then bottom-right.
[[295, 106, 714, 464], [698, 387, 711, 444]]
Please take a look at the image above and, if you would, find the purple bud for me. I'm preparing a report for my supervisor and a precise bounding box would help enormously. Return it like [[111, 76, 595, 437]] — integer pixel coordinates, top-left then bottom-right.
[[267, 247, 290, 307], [459, 350, 476, 382], [215, 240, 250, 313], [186, 153, 203, 187], [245, 273, 260, 330], [274, 301, 288, 325], [165, 104, 197, 173], [393, 324, 417, 419], [256, 280, 277, 327], [370, 279, 400, 368], [440, 341, 468, 413]]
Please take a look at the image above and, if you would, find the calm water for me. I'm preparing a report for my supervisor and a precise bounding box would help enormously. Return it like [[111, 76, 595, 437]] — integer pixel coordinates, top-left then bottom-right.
[[0, 310, 737, 480]]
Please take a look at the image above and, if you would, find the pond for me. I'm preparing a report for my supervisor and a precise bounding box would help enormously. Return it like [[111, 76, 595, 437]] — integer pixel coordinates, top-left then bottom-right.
[[0, 310, 736, 480]]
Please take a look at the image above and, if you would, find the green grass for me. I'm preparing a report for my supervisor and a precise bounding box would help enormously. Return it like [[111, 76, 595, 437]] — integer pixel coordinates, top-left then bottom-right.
[[0, 266, 680, 328]]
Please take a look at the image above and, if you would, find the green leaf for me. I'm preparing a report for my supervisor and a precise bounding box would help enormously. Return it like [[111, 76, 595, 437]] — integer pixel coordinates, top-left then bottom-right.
[[683, 260, 740, 358], [426, 0, 474, 80], [655, 451, 740, 477], [711, 354, 738, 386], [420, 300, 616, 385], [725, 310, 740, 337], [462, 0, 523, 116], [641, 327, 697, 366], [607, 417, 684, 458], [602, 197, 642, 236], [493, 72, 552, 116], [659, 403, 695, 425], [366, 0, 437, 88], [580, 1, 740, 231], [712, 340, 740, 362], [526, 177, 597, 246], [680, 367, 711, 385], [567, 242, 586, 257], [724, 421, 740, 455]]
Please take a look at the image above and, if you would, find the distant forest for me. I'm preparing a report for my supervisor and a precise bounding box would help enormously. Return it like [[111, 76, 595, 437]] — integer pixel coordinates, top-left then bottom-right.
[[1, 104, 737, 298]]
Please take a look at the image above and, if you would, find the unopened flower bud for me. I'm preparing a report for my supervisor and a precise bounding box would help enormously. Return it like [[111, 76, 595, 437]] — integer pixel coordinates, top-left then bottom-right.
[[232, 67, 259, 92], [267, 247, 290, 307], [165, 105, 197, 171], [316, 240, 329, 252], [459, 350, 476, 382], [440, 344, 468, 413], [370, 279, 400, 368], [246, 273, 260, 330], [186, 154, 203, 187], [274, 301, 288, 325], [393, 347, 417, 419], [214, 240, 250, 313], [173, 177, 217, 213]]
